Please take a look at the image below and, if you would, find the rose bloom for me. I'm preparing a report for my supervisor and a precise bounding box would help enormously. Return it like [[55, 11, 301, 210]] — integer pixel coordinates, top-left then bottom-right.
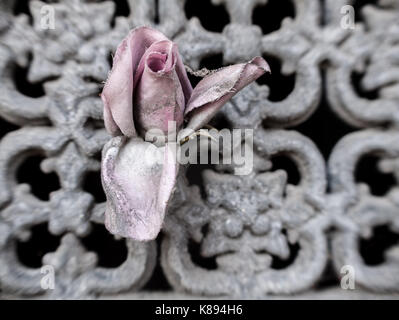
[[101, 26, 270, 241]]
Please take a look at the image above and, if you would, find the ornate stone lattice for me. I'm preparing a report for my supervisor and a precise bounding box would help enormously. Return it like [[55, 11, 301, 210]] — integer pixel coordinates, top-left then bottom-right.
[[0, 0, 398, 299]]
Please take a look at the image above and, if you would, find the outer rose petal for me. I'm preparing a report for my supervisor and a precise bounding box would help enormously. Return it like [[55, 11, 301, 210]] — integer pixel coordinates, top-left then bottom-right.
[[101, 136, 178, 241], [101, 26, 168, 137], [184, 56, 270, 131], [134, 40, 193, 104], [134, 40, 185, 135]]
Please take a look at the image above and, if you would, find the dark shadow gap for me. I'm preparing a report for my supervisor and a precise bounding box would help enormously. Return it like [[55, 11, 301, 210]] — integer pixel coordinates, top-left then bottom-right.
[[208, 112, 233, 130], [188, 225, 218, 270], [184, 0, 230, 33], [252, 0, 295, 35], [270, 154, 300, 185], [154, 0, 160, 24], [319, 0, 326, 26], [84, 117, 104, 131], [351, 70, 379, 100], [355, 155, 396, 196], [0, 116, 20, 140], [360, 224, 399, 266], [142, 233, 172, 291], [13, 0, 33, 24], [110, 0, 130, 27], [256, 54, 295, 102], [314, 227, 339, 289], [13, 54, 49, 98], [353, 0, 379, 23], [186, 148, 217, 199], [107, 51, 113, 69], [314, 261, 339, 289], [270, 231, 300, 270], [16, 223, 61, 268], [293, 70, 356, 161], [83, 171, 106, 203], [81, 222, 128, 268], [187, 53, 224, 88], [17, 154, 60, 201]]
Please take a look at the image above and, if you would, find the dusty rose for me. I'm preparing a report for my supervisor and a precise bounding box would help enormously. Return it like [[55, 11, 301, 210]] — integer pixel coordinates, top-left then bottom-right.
[[101, 26, 270, 241]]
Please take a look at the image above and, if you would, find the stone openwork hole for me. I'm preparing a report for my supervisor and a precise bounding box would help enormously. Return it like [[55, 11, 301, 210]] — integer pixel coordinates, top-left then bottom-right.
[[17, 154, 60, 201], [83, 170, 106, 203], [83, 117, 105, 136], [319, 0, 326, 25], [353, 0, 379, 23], [200, 53, 224, 70], [110, 0, 130, 27], [315, 261, 339, 289], [355, 155, 396, 196], [107, 51, 114, 69], [359, 224, 399, 266], [13, 0, 33, 24], [13, 54, 48, 98], [186, 70, 200, 88], [186, 53, 224, 88], [184, 0, 230, 33], [270, 154, 300, 186], [16, 223, 61, 268], [188, 224, 218, 270], [270, 234, 300, 270], [186, 157, 217, 199], [0, 117, 20, 140], [81, 222, 128, 268], [154, 0, 160, 24], [351, 70, 379, 100], [142, 233, 172, 291], [208, 112, 233, 131], [188, 239, 218, 270], [252, 0, 295, 35], [13, 52, 60, 98], [315, 227, 340, 289], [294, 95, 356, 161], [256, 54, 295, 102]]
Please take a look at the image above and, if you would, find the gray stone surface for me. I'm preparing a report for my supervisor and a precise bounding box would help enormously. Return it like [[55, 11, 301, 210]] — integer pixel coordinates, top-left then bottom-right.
[[0, 0, 398, 299]]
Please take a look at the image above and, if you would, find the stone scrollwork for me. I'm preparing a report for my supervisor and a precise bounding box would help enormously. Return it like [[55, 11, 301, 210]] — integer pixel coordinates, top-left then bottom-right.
[[162, 129, 328, 296], [329, 130, 399, 291]]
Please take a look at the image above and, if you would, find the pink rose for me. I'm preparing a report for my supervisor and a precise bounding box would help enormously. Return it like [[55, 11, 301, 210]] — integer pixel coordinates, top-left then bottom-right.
[[101, 26, 270, 241]]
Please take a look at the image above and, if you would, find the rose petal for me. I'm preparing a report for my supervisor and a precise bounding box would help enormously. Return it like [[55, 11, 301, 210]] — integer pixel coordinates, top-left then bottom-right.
[[147, 52, 167, 72], [134, 40, 193, 105], [184, 56, 270, 131], [134, 41, 185, 135], [101, 26, 168, 137], [102, 94, 121, 136], [134, 40, 175, 88], [101, 136, 178, 241]]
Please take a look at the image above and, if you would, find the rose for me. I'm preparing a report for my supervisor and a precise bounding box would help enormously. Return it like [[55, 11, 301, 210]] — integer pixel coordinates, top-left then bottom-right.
[[101, 26, 270, 241]]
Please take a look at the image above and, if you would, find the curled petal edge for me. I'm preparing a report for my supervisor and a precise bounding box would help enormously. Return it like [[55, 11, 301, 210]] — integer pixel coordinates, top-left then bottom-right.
[[184, 56, 270, 132]]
